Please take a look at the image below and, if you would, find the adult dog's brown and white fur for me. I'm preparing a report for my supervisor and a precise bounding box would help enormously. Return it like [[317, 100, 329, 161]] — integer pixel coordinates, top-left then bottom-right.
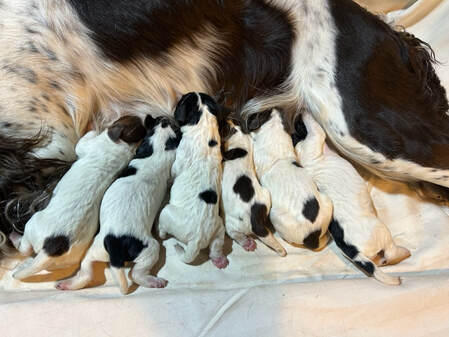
[[0, 0, 448, 242]]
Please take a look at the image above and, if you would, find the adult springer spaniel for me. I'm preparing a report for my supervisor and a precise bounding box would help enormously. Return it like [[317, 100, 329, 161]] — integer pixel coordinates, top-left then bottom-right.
[[0, 0, 448, 242]]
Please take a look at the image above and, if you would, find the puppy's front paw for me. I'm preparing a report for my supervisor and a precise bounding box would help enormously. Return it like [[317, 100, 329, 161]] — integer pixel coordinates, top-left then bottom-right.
[[211, 256, 229, 269]]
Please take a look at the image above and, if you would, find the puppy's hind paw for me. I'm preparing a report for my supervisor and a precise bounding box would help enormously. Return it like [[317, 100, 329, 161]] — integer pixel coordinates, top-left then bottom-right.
[[242, 237, 257, 252], [211, 256, 229, 269]]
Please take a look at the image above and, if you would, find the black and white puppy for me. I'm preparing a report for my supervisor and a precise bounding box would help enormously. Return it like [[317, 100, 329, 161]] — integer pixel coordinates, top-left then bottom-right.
[[11, 116, 146, 280], [250, 108, 333, 250], [56, 115, 180, 293], [221, 120, 286, 256], [294, 112, 411, 285], [158, 93, 228, 269]]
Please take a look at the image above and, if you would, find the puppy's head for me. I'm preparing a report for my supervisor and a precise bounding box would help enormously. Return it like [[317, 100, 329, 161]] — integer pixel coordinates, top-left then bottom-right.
[[107, 116, 146, 144], [174, 92, 219, 127], [149, 115, 182, 150]]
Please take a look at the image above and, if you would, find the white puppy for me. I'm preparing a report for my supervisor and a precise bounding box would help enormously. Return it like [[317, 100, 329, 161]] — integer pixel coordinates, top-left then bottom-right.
[[294, 112, 411, 285], [55, 116, 180, 293], [250, 108, 333, 250], [221, 120, 286, 256], [11, 116, 146, 280], [158, 92, 228, 269]]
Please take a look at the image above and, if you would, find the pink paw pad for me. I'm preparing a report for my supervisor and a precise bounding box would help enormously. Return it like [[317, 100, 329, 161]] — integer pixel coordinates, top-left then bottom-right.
[[55, 281, 71, 291], [242, 237, 257, 251], [149, 278, 168, 288], [212, 256, 229, 269]]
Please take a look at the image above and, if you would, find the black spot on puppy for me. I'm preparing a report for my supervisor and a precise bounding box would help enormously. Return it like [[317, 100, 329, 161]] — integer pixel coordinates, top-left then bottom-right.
[[354, 260, 375, 276], [302, 197, 319, 223], [233, 175, 255, 202], [328, 218, 358, 259], [247, 109, 273, 131], [144, 114, 157, 130], [292, 161, 302, 168], [208, 139, 218, 147], [104, 234, 147, 268], [174, 92, 202, 126], [165, 137, 180, 151], [43, 235, 70, 257], [250, 203, 275, 237], [135, 140, 153, 159], [223, 148, 247, 161], [119, 165, 137, 178], [199, 189, 218, 204], [199, 93, 219, 117], [303, 229, 321, 250], [292, 114, 308, 146]]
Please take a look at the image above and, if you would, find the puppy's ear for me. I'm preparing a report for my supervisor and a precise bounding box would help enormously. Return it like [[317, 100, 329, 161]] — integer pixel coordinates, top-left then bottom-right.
[[199, 93, 219, 117], [108, 116, 146, 144], [144, 114, 157, 130], [174, 92, 201, 126], [246, 110, 273, 132]]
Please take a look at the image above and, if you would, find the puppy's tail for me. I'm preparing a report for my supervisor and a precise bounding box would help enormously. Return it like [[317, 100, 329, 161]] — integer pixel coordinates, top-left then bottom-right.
[[175, 240, 200, 264], [13, 250, 52, 280], [329, 219, 401, 286], [258, 230, 287, 257], [111, 267, 129, 295], [352, 253, 401, 286]]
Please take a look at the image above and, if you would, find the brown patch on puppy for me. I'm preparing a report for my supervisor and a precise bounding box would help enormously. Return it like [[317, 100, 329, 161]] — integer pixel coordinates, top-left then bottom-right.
[[107, 116, 146, 144]]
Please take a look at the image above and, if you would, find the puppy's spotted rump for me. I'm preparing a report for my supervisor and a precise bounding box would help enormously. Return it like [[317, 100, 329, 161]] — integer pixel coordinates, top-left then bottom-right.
[[158, 93, 228, 269], [221, 120, 286, 255], [294, 112, 411, 285], [11, 116, 145, 280], [251, 108, 333, 251], [56, 116, 177, 294]]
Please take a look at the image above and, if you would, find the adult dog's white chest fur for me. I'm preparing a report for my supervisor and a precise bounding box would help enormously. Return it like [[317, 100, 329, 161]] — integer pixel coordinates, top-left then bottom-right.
[[251, 108, 332, 250]]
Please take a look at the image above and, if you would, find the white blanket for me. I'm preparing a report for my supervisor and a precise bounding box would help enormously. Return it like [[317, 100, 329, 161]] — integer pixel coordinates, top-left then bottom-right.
[[1, 2, 449, 336]]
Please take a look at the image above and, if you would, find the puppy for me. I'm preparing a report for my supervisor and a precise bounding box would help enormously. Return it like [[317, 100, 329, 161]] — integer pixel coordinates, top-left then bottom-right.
[[56, 115, 180, 293], [250, 108, 333, 250], [221, 120, 286, 256], [158, 92, 228, 269], [11, 116, 146, 280], [294, 112, 411, 285]]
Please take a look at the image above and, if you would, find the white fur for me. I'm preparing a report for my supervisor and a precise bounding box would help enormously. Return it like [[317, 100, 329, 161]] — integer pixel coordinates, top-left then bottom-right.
[[55, 120, 177, 293], [221, 121, 286, 256], [251, 109, 333, 249], [12, 129, 137, 280], [295, 112, 411, 285], [158, 94, 228, 268]]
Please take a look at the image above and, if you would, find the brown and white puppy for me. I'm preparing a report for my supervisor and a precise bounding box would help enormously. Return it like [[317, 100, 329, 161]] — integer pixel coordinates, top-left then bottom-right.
[[56, 115, 179, 293], [158, 93, 228, 269], [221, 120, 286, 256], [250, 108, 333, 250], [10, 116, 146, 280], [294, 112, 411, 285]]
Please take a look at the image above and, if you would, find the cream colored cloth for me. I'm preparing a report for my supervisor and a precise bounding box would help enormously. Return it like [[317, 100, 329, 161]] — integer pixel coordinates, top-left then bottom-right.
[[1, 1, 449, 336]]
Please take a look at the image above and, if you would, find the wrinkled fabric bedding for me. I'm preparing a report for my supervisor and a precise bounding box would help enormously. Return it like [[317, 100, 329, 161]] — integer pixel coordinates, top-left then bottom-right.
[[1, 1, 449, 336]]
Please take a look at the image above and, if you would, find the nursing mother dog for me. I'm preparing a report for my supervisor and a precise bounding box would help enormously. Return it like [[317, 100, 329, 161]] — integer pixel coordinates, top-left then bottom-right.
[[0, 0, 448, 243]]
